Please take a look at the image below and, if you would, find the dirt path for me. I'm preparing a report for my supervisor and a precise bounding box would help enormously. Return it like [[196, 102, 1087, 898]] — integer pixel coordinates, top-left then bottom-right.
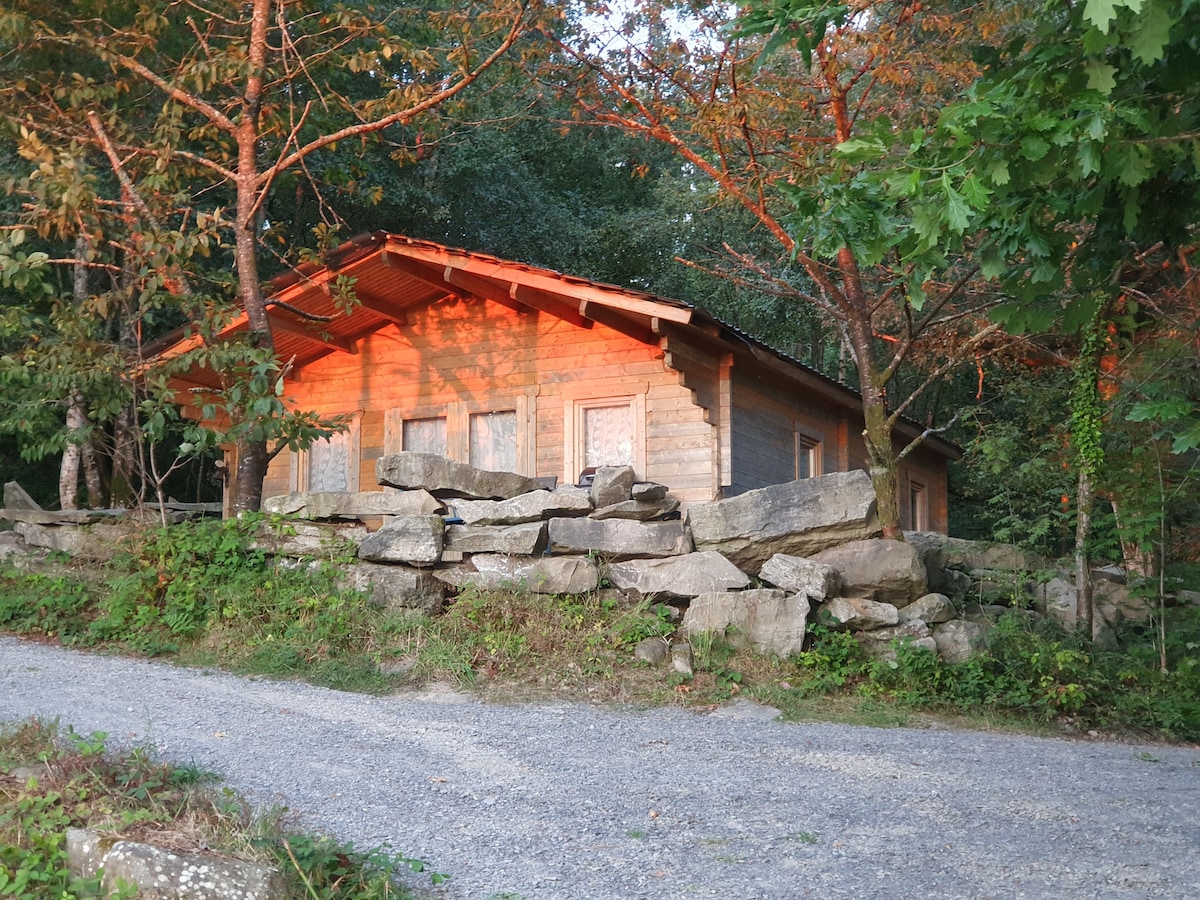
[[2, 636, 1198, 899]]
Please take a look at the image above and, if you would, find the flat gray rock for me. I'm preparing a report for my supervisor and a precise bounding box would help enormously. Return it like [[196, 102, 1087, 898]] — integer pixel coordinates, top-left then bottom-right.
[[687, 470, 881, 573], [376, 452, 542, 500], [263, 489, 443, 519], [548, 517, 692, 559], [433, 554, 599, 595], [357, 515, 444, 565], [605, 551, 749, 598], [451, 486, 591, 526], [681, 588, 809, 657], [443, 522, 546, 556]]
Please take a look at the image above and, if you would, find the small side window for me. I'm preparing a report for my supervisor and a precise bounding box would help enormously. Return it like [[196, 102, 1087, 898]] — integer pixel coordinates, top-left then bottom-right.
[[795, 429, 823, 479]]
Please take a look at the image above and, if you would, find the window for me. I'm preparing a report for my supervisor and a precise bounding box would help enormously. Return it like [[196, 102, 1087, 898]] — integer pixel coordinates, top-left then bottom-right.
[[402, 417, 447, 456], [383, 392, 535, 475], [294, 413, 361, 493], [564, 383, 647, 484], [469, 410, 517, 472], [581, 403, 634, 468], [795, 428, 823, 480], [909, 481, 929, 531]]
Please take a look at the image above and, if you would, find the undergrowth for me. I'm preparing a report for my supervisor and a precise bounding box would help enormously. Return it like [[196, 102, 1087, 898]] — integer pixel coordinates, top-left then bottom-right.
[[0, 717, 443, 898], [2, 518, 1200, 740]]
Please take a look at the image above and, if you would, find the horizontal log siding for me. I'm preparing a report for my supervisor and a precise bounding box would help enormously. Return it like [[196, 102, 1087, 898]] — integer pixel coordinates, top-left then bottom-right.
[[263, 295, 715, 503], [728, 366, 951, 531], [728, 368, 850, 495]]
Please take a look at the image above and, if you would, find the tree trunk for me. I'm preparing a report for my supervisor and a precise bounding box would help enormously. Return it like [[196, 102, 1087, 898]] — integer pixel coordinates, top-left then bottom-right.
[[231, 438, 269, 515], [59, 395, 85, 511], [60, 233, 91, 510], [1075, 467, 1095, 639], [225, 0, 275, 514], [109, 405, 139, 506], [1110, 499, 1155, 578], [82, 436, 105, 508], [846, 305, 903, 539]]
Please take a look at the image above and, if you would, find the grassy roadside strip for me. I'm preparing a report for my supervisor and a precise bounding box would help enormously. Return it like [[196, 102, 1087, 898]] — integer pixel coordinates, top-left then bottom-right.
[[1, 517, 1199, 741], [0, 717, 445, 899]]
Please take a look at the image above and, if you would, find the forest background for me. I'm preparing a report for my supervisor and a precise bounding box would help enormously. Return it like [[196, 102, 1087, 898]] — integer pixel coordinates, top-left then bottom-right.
[[0, 0, 1197, 622]]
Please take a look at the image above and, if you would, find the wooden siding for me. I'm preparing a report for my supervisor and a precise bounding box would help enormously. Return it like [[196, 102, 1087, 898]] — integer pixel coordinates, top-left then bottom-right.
[[727, 366, 950, 531], [263, 294, 718, 506], [729, 369, 844, 494]]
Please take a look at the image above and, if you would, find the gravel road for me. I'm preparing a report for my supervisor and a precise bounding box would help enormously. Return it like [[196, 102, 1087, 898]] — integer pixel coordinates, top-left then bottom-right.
[[2, 636, 1198, 899]]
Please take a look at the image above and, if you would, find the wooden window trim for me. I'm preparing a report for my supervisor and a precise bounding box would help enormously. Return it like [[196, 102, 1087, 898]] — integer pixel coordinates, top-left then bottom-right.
[[794, 423, 824, 480], [291, 411, 362, 493], [382, 388, 537, 476], [564, 391, 647, 485]]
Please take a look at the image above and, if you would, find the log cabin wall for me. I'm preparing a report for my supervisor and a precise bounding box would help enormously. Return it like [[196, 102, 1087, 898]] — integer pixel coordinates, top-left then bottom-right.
[[261, 293, 719, 506], [727, 365, 951, 532], [728, 367, 847, 495]]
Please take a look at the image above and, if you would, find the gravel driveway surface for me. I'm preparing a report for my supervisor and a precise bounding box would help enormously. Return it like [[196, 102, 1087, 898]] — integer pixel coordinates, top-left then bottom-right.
[[2, 636, 1199, 899]]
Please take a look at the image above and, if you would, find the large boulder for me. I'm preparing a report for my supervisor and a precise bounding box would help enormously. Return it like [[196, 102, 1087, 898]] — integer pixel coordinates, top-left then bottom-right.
[[434, 554, 599, 594], [590, 465, 637, 508], [686, 470, 880, 573], [818, 596, 899, 631], [1095, 579, 1154, 628], [548, 517, 693, 559], [811, 539, 927, 606], [933, 619, 993, 663], [681, 588, 810, 657], [757, 554, 840, 601], [376, 452, 542, 500], [907, 531, 1046, 575], [1034, 576, 1077, 629], [343, 562, 445, 614], [262, 489, 443, 519], [444, 522, 546, 556], [896, 592, 956, 625], [451, 486, 591, 526], [605, 551, 750, 599], [357, 515, 444, 565]]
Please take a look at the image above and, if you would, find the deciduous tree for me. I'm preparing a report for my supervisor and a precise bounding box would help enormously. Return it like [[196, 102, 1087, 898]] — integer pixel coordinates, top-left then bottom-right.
[[1, 0, 540, 511]]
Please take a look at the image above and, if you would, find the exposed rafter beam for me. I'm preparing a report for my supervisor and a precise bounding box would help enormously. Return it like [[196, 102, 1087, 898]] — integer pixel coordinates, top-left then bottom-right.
[[383, 241, 694, 324], [268, 314, 357, 354], [382, 249, 591, 328], [578, 300, 656, 346], [355, 290, 408, 327]]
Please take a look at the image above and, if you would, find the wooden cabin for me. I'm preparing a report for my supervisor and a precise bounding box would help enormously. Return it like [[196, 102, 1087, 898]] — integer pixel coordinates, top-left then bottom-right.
[[158, 233, 958, 531]]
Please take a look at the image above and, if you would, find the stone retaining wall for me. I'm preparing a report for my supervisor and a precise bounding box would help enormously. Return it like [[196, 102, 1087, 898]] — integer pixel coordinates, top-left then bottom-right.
[[4, 454, 1163, 661]]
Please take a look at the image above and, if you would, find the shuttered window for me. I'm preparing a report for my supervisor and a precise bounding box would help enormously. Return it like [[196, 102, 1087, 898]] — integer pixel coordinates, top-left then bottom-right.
[[469, 410, 517, 472], [582, 403, 634, 469], [402, 417, 447, 456]]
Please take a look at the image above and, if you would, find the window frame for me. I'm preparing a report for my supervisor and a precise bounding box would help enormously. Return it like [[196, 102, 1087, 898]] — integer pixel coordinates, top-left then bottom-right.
[[563, 381, 647, 485], [908, 479, 929, 531], [383, 390, 537, 476], [794, 424, 824, 480], [292, 411, 362, 493]]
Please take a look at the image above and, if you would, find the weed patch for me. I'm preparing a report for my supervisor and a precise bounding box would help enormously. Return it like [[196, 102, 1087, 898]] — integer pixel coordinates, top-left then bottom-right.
[[0, 718, 442, 898]]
